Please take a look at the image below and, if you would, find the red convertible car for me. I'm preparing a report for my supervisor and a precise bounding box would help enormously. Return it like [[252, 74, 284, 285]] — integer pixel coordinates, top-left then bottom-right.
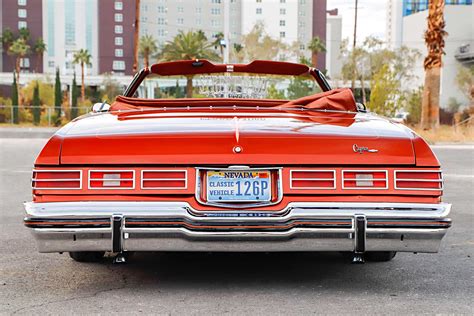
[[24, 60, 451, 264]]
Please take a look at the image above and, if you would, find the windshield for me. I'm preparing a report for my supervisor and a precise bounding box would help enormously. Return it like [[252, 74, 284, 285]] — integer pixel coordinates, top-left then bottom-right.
[[137, 73, 322, 100]]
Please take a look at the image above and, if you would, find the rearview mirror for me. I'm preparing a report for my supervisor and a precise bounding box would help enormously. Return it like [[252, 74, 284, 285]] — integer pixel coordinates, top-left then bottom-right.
[[91, 102, 111, 113]]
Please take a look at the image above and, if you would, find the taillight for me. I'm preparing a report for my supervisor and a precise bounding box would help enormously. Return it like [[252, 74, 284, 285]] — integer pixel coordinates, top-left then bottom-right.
[[88, 170, 135, 189], [342, 170, 388, 189], [394, 170, 443, 191], [141, 170, 187, 189], [290, 170, 336, 189], [32, 170, 82, 189]]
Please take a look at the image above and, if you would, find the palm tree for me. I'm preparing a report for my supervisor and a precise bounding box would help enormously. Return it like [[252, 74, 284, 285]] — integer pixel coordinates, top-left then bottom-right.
[[72, 49, 92, 103], [133, 0, 141, 73], [33, 38, 46, 73], [233, 43, 244, 63], [161, 30, 219, 97], [18, 27, 30, 41], [307, 36, 326, 68], [213, 32, 225, 62], [421, 0, 447, 130], [0, 28, 15, 53], [139, 35, 158, 68], [8, 38, 30, 103]]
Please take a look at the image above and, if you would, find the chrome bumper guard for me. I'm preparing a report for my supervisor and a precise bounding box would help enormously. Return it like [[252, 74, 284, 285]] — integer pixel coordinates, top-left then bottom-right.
[[24, 202, 451, 253]]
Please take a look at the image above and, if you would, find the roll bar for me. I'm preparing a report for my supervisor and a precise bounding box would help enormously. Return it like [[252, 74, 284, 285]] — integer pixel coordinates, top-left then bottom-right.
[[123, 59, 332, 97]]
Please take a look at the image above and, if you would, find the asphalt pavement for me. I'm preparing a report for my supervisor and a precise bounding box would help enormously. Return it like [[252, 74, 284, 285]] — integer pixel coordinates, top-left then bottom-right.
[[0, 137, 473, 315]]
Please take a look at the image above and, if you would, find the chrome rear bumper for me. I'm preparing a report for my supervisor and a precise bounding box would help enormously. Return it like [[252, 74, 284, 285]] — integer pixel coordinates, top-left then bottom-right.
[[24, 201, 451, 253]]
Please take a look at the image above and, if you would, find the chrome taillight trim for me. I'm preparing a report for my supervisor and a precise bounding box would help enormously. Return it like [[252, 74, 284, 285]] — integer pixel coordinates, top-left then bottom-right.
[[289, 169, 336, 190], [341, 170, 389, 190], [394, 170, 444, 191], [141, 170, 188, 190], [88, 170, 136, 190], [32, 169, 83, 190]]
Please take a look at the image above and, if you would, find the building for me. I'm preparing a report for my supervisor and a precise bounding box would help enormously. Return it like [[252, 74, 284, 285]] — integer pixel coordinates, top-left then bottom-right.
[[326, 9, 342, 79], [1, 0, 135, 76], [1, 0, 335, 78], [386, 0, 473, 107], [385, 0, 403, 49], [1, 0, 43, 73], [140, 0, 329, 70], [97, 0, 135, 75]]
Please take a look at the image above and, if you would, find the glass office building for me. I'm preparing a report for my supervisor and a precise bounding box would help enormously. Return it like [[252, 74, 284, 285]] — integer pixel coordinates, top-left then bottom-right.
[[402, 0, 472, 16]]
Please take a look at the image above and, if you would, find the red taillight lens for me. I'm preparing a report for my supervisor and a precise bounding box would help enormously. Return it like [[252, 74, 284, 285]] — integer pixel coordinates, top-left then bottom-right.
[[141, 170, 187, 189], [89, 170, 134, 189], [342, 170, 388, 189], [32, 170, 82, 189], [290, 170, 336, 189], [395, 170, 443, 190]]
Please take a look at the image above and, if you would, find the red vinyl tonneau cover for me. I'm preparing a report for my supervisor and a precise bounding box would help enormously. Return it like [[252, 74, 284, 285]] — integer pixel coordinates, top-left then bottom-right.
[[110, 88, 357, 113]]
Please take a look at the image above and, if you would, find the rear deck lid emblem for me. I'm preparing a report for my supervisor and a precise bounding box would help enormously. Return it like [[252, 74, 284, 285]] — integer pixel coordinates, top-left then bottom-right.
[[353, 144, 378, 154]]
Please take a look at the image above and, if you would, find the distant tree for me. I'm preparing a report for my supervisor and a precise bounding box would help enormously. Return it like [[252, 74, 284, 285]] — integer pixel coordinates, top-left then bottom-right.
[[240, 22, 285, 62], [8, 38, 30, 100], [267, 84, 286, 99], [368, 64, 400, 117], [307, 36, 326, 69], [0, 28, 15, 53], [11, 73, 19, 124], [33, 38, 46, 73], [32, 82, 41, 125], [232, 43, 244, 63], [213, 32, 225, 61], [18, 27, 30, 41], [455, 65, 474, 101], [287, 77, 317, 99], [139, 35, 158, 68], [100, 74, 123, 103], [71, 73, 79, 119], [161, 30, 219, 97], [404, 86, 423, 125], [54, 68, 62, 125], [298, 55, 312, 67], [72, 49, 92, 103]]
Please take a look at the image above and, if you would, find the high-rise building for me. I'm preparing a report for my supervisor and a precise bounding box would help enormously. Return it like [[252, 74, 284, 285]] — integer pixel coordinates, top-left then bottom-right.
[[1, 0, 43, 73], [326, 9, 341, 79], [42, 0, 99, 75], [140, 0, 328, 70]]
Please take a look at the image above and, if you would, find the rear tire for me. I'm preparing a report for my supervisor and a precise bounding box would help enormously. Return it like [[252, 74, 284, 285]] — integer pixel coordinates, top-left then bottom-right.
[[365, 251, 396, 262], [69, 251, 105, 263]]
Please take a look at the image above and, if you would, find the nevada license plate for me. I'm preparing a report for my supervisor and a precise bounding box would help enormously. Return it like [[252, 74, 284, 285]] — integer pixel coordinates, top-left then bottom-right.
[[206, 170, 271, 202]]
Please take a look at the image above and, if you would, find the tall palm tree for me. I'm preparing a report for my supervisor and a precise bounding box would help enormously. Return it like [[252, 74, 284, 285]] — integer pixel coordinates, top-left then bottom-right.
[[139, 35, 158, 68], [421, 0, 447, 130], [132, 0, 141, 73], [307, 36, 326, 69], [161, 30, 219, 97], [33, 38, 46, 73], [8, 38, 30, 104], [213, 32, 225, 62], [72, 49, 92, 103]]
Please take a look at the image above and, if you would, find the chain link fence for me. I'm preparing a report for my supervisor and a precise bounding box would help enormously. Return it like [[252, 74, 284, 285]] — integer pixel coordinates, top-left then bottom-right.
[[0, 105, 90, 126]]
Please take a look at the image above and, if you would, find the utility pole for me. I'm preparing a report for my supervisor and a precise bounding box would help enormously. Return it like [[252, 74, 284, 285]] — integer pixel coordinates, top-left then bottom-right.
[[350, 0, 359, 93], [223, 0, 230, 64], [132, 0, 141, 73]]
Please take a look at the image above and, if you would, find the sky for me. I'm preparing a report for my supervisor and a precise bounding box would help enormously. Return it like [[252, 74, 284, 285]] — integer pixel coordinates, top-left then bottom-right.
[[327, 0, 387, 44]]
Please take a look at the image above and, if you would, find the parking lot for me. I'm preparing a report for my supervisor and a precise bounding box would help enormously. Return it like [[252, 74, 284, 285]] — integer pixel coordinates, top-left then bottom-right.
[[0, 137, 473, 315]]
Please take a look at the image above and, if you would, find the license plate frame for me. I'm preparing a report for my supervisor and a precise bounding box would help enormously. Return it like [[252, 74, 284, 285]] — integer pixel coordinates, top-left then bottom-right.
[[206, 170, 272, 203]]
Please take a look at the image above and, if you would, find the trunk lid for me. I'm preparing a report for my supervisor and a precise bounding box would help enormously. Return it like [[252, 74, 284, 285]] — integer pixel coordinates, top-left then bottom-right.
[[58, 110, 415, 165]]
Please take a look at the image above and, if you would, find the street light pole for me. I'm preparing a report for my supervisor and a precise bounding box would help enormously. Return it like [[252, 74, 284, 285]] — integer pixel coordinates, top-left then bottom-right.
[[351, 0, 359, 93]]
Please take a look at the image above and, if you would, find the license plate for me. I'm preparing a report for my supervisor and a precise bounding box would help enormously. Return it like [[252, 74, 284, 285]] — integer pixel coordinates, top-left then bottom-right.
[[206, 170, 271, 202]]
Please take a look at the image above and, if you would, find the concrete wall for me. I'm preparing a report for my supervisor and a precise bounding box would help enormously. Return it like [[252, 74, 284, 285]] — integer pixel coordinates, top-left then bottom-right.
[[402, 4, 473, 108], [326, 14, 341, 79]]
